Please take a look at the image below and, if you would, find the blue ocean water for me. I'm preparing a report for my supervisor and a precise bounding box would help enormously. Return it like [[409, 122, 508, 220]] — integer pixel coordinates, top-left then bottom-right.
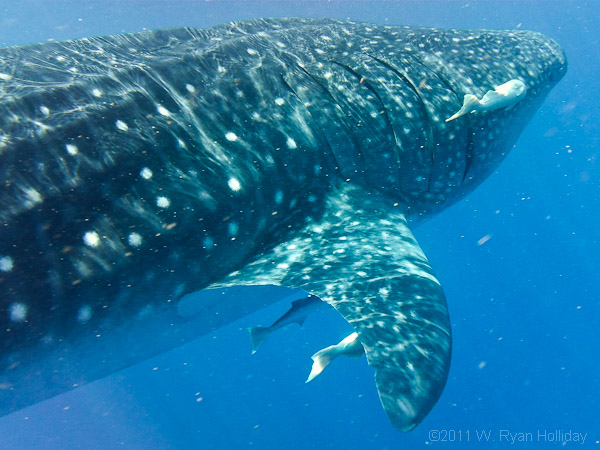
[[0, 1, 597, 449]]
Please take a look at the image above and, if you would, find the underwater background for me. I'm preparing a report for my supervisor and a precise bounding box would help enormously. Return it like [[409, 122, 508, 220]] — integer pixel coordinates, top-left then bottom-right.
[[0, 1, 597, 448]]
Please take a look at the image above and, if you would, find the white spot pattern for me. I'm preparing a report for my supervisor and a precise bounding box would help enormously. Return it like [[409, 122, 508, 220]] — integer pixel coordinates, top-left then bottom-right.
[[128, 232, 143, 247], [228, 222, 239, 237], [228, 177, 241, 191], [157, 105, 171, 116], [0, 256, 14, 272], [202, 236, 214, 249], [24, 188, 42, 204], [140, 167, 153, 179], [156, 196, 170, 208], [77, 305, 93, 324], [9, 303, 27, 322], [286, 137, 297, 149], [83, 231, 100, 247], [275, 190, 284, 204], [115, 120, 129, 131]]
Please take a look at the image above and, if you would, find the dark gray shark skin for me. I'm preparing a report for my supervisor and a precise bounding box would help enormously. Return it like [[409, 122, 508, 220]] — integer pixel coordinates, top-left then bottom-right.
[[0, 18, 566, 430]]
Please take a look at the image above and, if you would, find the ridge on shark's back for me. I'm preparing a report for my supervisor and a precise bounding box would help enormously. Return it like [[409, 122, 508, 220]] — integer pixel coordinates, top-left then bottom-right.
[[0, 18, 566, 431]]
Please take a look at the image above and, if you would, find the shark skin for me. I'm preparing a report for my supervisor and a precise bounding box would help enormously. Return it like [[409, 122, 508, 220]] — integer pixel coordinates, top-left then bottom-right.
[[0, 18, 566, 430]]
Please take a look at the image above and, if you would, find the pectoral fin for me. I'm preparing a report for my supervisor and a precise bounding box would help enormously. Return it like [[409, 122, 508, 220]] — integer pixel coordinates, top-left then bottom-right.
[[206, 185, 452, 432]]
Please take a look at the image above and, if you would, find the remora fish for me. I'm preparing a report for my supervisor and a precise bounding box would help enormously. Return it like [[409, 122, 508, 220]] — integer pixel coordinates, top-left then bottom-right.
[[305, 332, 365, 383], [445, 79, 528, 122], [248, 294, 325, 354], [0, 18, 566, 431]]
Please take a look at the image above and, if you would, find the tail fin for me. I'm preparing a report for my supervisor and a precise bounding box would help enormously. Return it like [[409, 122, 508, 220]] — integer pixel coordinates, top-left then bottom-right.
[[305, 345, 335, 383], [248, 326, 270, 354], [305, 332, 363, 383], [445, 94, 480, 122]]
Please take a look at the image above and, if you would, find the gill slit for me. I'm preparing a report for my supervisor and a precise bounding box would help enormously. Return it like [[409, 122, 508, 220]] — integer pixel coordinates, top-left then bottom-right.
[[365, 54, 436, 192], [329, 60, 401, 178], [293, 63, 366, 181], [395, 54, 476, 182], [280, 67, 343, 180]]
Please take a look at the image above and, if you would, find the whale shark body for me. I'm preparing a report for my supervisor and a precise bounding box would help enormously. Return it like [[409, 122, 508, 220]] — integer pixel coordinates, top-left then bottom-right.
[[0, 18, 566, 431]]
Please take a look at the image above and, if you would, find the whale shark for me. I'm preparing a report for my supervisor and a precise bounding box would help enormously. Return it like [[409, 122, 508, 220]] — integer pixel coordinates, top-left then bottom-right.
[[0, 18, 566, 431]]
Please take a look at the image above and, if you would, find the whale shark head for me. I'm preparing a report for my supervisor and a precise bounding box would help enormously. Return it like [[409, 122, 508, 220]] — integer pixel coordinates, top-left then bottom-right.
[[410, 28, 568, 216], [304, 25, 567, 220]]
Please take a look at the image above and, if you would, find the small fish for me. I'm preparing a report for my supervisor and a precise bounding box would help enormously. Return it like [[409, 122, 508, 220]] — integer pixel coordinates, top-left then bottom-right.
[[248, 295, 325, 354], [305, 332, 365, 383], [445, 79, 527, 122]]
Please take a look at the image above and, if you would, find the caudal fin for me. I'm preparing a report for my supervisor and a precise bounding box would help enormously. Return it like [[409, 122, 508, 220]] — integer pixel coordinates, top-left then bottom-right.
[[305, 346, 335, 383], [248, 326, 271, 354], [445, 94, 480, 122]]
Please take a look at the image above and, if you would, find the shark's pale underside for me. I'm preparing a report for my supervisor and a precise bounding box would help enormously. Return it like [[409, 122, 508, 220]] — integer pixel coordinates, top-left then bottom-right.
[[0, 18, 566, 431]]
